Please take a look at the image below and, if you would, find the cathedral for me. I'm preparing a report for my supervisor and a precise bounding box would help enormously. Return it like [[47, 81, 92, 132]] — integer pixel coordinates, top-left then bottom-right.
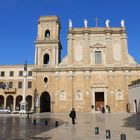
[[0, 15, 140, 113]]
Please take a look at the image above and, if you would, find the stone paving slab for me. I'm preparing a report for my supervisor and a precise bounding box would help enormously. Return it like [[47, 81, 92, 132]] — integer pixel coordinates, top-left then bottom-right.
[[0, 113, 140, 140], [31, 113, 140, 140]]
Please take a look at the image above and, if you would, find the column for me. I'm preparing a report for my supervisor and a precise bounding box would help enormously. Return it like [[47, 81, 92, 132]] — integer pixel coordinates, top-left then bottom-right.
[[4, 96, 6, 109]]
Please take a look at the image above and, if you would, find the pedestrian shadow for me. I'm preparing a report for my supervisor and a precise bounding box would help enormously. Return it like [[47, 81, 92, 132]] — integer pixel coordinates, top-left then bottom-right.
[[31, 136, 52, 140]]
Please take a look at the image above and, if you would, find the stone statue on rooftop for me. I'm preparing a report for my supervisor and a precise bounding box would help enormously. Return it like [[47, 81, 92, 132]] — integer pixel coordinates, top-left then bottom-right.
[[84, 19, 88, 27], [121, 19, 125, 27], [69, 19, 72, 28], [105, 19, 110, 27]]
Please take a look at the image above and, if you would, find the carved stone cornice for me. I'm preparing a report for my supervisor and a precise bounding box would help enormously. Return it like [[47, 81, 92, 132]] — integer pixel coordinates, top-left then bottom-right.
[[68, 27, 126, 35], [32, 63, 140, 73], [35, 39, 60, 44]]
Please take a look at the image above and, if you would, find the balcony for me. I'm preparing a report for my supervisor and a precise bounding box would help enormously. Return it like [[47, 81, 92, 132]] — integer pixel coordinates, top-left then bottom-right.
[[4, 88, 16, 94]]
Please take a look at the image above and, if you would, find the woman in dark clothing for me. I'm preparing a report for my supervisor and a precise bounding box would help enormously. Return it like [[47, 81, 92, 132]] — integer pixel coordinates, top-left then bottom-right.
[[69, 108, 76, 124]]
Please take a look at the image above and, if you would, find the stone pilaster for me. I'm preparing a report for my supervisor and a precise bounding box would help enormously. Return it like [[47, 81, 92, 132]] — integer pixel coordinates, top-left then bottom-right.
[[106, 31, 112, 65], [67, 32, 73, 65], [83, 31, 89, 64], [121, 29, 129, 65], [67, 71, 75, 108]]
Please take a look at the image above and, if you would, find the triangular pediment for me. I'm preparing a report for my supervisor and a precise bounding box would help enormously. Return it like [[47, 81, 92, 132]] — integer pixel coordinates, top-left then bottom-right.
[[89, 43, 106, 48]]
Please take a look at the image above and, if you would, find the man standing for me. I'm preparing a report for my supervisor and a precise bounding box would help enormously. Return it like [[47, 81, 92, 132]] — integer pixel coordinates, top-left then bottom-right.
[[69, 108, 76, 124]]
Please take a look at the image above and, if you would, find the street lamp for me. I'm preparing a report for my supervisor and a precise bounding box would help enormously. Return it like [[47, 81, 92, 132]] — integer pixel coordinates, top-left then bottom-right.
[[19, 61, 28, 114]]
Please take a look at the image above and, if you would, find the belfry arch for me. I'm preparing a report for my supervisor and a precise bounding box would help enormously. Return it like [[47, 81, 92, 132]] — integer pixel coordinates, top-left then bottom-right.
[[43, 53, 50, 64], [45, 30, 50, 38], [40, 91, 51, 112]]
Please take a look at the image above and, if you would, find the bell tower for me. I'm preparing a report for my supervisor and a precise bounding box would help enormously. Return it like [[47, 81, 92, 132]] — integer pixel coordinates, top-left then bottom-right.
[[34, 16, 61, 67]]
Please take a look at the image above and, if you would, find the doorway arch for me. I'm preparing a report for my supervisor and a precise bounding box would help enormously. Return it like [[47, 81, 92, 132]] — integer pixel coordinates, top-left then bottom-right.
[[6, 95, 14, 110], [16, 95, 22, 111], [40, 91, 51, 112], [26, 95, 32, 111], [0, 95, 4, 107]]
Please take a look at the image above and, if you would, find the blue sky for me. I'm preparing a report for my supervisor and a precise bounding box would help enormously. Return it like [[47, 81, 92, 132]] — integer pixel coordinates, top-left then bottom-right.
[[0, 0, 140, 65]]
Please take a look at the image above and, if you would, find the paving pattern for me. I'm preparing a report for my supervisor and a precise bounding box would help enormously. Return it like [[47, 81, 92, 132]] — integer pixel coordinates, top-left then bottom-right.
[[0, 112, 140, 140]]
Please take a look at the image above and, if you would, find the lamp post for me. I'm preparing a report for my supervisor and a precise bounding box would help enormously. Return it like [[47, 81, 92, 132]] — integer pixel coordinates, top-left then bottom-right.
[[19, 61, 27, 114]]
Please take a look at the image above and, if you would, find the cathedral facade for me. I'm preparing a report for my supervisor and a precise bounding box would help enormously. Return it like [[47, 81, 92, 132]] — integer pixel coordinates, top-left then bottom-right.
[[0, 16, 140, 113]]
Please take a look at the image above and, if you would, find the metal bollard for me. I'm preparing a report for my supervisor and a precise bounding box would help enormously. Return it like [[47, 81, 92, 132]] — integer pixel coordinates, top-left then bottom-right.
[[55, 121, 58, 127], [33, 119, 36, 125], [65, 122, 68, 128], [95, 127, 99, 135], [120, 134, 126, 140], [106, 130, 111, 139], [45, 120, 48, 125]]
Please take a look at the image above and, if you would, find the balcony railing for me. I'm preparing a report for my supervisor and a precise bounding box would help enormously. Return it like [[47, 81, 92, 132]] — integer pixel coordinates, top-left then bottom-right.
[[4, 88, 16, 94]]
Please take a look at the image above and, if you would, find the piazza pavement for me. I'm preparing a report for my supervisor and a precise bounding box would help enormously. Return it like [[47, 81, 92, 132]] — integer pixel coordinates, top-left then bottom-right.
[[0, 112, 140, 140]]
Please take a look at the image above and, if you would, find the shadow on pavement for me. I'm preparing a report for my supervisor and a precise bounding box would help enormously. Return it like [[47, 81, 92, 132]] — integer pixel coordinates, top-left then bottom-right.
[[122, 113, 140, 131]]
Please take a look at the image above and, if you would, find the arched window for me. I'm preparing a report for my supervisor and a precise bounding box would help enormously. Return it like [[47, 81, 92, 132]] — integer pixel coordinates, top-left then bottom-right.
[[45, 30, 50, 38], [43, 53, 49, 64]]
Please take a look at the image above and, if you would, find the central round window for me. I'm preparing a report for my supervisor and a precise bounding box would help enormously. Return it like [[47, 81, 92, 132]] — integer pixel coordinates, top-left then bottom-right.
[[44, 77, 48, 83]]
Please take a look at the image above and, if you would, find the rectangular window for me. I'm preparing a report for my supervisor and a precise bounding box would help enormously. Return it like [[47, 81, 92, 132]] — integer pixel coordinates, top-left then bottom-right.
[[95, 51, 102, 64], [9, 71, 14, 77], [9, 82, 13, 88], [18, 82, 22, 88], [28, 81, 32, 88], [28, 71, 32, 76], [19, 71, 23, 76], [1, 71, 5, 77], [0, 82, 4, 88]]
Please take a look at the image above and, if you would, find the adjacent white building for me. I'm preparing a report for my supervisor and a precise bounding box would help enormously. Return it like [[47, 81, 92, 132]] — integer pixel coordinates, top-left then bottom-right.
[[128, 80, 140, 113]]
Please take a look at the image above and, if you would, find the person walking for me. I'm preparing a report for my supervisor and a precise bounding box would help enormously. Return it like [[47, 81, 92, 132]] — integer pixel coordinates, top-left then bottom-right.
[[69, 108, 76, 124], [101, 105, 105, 113]]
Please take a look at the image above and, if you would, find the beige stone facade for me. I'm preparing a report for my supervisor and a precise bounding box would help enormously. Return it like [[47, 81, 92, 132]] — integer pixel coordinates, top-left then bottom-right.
[[0, 65, 34, 112], [0, 15, 140, 113]]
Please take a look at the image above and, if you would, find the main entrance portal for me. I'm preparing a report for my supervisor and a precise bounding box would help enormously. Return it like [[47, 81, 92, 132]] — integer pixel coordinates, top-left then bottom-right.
[[95, 92, 104, 111], [40, 92, 51, 113]]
